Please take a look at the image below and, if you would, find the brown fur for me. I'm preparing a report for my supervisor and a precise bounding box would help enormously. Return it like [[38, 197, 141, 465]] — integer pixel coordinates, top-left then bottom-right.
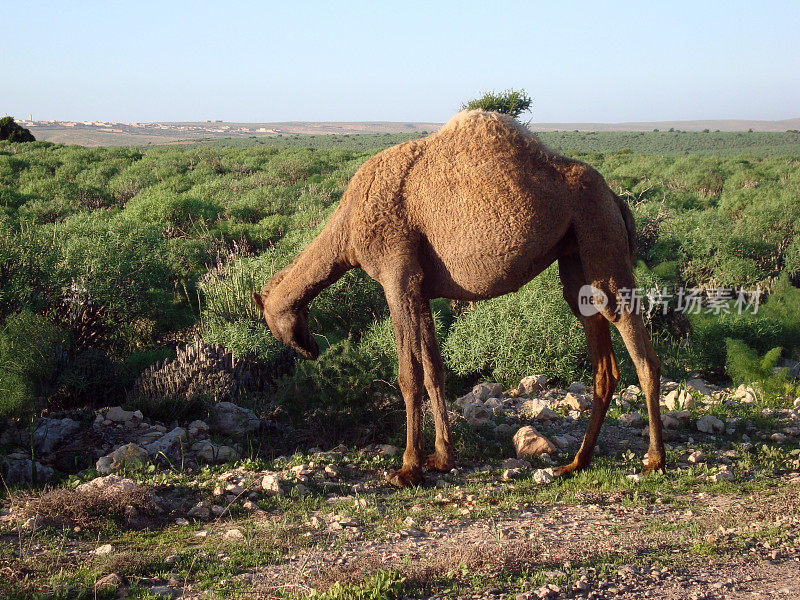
[[254, 110, 665, 486]]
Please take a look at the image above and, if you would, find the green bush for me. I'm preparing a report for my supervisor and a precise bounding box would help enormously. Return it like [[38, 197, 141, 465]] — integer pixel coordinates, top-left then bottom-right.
[[274, 338, 401, 447], [0, 310, 65, 418], [724, 338, 795, 398], [442, 266, 587, 386], [689, 276, 800, 373]]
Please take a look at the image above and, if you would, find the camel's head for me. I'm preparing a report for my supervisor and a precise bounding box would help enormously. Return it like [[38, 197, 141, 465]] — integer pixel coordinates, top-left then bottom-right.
[[252, 291, 319, 360]]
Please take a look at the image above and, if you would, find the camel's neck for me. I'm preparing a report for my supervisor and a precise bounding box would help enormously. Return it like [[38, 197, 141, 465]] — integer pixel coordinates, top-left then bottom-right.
[[266, 212, 352, 313]]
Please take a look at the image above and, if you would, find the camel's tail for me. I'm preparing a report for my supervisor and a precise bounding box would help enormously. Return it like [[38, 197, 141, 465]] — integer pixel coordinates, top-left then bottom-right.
[[613, 193, 637, 264]]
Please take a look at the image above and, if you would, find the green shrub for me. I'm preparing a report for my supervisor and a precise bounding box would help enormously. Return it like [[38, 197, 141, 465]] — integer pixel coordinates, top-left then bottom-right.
[[442, 265, 586, 386], [724, 338, 796, 398], [0, 310, 65, 418], [274, 338, 401, 447], [689, 276, 800, 373]]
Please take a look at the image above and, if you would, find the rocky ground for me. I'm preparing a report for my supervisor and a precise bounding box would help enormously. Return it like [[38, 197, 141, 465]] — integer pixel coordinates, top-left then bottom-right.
[[1, 374, 799, 599]]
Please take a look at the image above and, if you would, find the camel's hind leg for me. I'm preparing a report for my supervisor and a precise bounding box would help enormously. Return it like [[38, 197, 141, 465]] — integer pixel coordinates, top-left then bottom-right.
[[382, 260, 453, 487], [614, 309, 665, 471], [556, 256, 620, 474]]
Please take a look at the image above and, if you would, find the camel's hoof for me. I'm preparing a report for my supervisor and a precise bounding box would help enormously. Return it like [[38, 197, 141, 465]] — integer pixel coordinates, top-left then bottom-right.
[[387, 466, 424, 488], [423, 452, 454, 473], [644, 456, 666, 473], [553, 461, 582, 477]]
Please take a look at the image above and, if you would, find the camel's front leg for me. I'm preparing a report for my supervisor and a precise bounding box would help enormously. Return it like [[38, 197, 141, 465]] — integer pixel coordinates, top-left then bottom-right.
[[384, 275, 427, 487]]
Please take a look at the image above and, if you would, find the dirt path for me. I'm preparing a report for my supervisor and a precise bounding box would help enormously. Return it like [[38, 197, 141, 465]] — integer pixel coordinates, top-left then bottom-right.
[[230, 485, 800, 599]]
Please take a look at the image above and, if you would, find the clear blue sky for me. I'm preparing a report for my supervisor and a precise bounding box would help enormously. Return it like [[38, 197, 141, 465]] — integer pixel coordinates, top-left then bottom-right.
[[4, 1, 799, 123]]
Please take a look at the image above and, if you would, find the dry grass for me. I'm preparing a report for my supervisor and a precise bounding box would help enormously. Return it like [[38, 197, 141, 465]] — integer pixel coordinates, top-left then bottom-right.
[[310, 539, 543, 592], [13, 483, 162, 530]]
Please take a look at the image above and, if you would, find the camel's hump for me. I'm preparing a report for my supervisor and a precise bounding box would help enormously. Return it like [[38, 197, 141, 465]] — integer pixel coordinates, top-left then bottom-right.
[[436, 110, 539, 143]]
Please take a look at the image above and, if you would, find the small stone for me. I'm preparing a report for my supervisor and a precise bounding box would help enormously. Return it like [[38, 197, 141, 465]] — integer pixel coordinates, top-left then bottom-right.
[[663, 389, 696, 411], [294, 483, 310, 496], [711, 469, 734, 482], [96, 443, 148, 475], [518, 375, 547, 396], [144, 427, 186, 456], [561, 392, 590, 412], [618, 412, 644, 428], [77, 474, 138, 496], [512, 426, 557, 458], [567, 381, 587, 394], [687, 450, 706, 464], [223, 528, 244, 540], [626, 473, 643, 482], [520, 399, 559, 422], [696, 415, 725, 434], [686, 378, 714, 395], [463, 402, 492, 426], [377, 444, 399, 456], [175, 518, 189, 525], [92, 544, 114, 556], [105, 406, 136, 423], [210, 402, 260, 437], [473, 382, 504, 401], [95, 573, 123, 591], [533, 468, 554, 484], [187, 502, 210, 519], [493, 423, 515, 438], [260, 473, 283, 496]]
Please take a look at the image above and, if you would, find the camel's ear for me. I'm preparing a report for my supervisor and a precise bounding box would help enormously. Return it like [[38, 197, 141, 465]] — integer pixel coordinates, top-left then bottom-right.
[[252, 291, 264, 310]]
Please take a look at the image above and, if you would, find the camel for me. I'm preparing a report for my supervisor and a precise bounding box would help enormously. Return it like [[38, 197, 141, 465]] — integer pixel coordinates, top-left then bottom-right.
[[253, 110, 665, 487]]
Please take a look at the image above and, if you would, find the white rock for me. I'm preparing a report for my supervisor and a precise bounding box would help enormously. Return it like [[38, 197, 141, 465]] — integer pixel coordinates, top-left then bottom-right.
[[618, 412, 644, 428], [518, 375, 547, 396], [33, 417, 81, 454], [663, 389, 696, 411], [520, 399, 559, 422], [560, 392, 590, 412], [512, 426, 557, 458], [260, 473, 283, 496], [92, 544, 114, 556], [734, 385, 757, 403], [377, 444, 399, 456], [696, 415, 725, 434], [472, 382, 503, 401], [105, 406, 136, 423], [96, 443, 148, 474], [533, 468, 554, 484], [462, 402, 492, 426], [77, 474, 138, 495], [144, 427, 186, 456], [210, 402, 260, 436]]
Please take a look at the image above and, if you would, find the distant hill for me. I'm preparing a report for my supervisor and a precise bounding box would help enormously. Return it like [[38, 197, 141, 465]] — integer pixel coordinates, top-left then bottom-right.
[[25, 117, 800, 147], [529, 118, 800, 133]]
